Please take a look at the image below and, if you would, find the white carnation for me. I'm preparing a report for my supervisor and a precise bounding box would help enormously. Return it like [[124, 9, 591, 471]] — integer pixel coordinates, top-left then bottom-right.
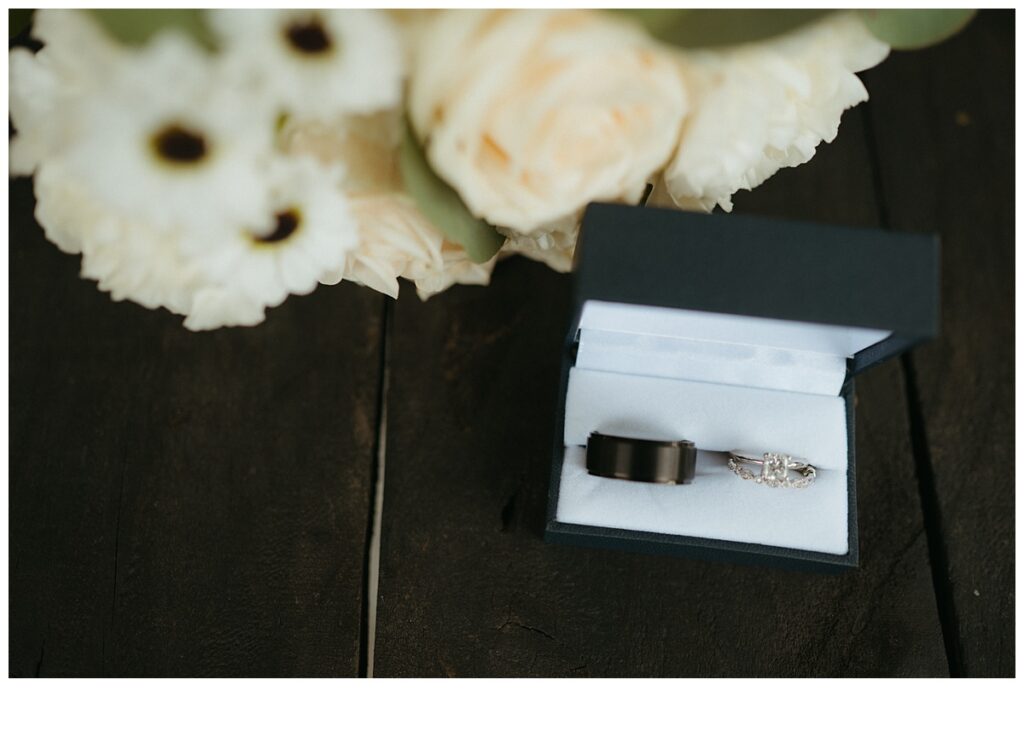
[[321, 193, 495, 300], [664, 12, 890, 212], [412, 245, 496, 301], [499, 217, 579, 274]]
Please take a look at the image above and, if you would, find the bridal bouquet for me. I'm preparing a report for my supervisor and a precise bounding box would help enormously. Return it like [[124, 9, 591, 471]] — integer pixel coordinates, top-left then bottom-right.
[[9, 9, 972, 330]]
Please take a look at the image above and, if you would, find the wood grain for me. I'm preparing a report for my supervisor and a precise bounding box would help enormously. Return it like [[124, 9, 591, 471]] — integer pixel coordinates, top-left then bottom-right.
[[11, 11, 1010, 678], [8, 178, 383, 676], [372, 104, 948, 677], [862, 11, 1015, 676]]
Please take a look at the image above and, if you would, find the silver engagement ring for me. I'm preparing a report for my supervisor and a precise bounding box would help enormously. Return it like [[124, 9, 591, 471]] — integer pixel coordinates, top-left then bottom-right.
[[727, 451, 817, 489]]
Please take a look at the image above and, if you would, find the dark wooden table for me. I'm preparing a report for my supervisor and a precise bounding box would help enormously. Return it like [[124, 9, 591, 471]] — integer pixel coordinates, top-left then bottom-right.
[[9, 11, 1014, 677]]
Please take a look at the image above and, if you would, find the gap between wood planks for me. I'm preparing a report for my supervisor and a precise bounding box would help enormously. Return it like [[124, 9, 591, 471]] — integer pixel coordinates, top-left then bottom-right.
[[360, 297, 391, 678], [860, 99, 963, 677]]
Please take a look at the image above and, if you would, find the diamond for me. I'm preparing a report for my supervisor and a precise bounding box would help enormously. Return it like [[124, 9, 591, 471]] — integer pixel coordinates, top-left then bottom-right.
[[761, 453, 790, 484]]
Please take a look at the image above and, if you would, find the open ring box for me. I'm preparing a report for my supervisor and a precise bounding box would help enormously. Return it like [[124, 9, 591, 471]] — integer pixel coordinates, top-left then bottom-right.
[[545, 204, 939, 571]]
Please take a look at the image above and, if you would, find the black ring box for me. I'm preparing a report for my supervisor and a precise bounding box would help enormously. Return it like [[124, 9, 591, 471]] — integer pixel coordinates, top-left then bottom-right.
[[545, 203, 940, 572]]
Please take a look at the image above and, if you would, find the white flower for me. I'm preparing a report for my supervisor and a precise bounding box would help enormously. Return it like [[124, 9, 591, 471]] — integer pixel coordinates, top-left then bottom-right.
[[407, 9, 688, 236], [183, 288, 267, 331], [186, 156, 359, 318], [15, 12, 363, 330], [321, 193, 494, 300], [208, 9, 404, 120], [499, 217, 578, 274], [33, 152, 358, 329], [33, 162, 205, 315], [282, 112, 495, 299], [280, 110, 403, 194], [664, 12, 889, 212], [30, 7, 121, 63], [318, 194, 432, 297], [56, 32, 276, 241], [9, 9, 123, 175], [412, 245, 495, 301], [9, 49, 67, 176]]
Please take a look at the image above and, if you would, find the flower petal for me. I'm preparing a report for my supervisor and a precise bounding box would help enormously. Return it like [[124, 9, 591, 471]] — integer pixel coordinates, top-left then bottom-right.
[[663, 12, 889, 212]]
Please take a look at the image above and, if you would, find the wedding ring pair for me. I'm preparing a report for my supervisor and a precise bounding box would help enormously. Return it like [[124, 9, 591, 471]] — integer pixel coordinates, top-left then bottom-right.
[[584, 432, 817, 489]]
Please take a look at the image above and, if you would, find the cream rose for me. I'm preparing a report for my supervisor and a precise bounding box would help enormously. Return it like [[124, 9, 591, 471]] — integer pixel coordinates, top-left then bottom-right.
[[407, 9, 688, 237]]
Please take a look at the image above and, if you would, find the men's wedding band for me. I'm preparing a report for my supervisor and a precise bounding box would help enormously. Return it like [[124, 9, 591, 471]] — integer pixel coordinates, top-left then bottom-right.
[[585, 432, 696, 485], [727, 450, 817, 489]]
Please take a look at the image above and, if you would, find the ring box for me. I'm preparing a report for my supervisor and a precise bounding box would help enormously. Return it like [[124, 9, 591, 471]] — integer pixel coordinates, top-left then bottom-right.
[[545, 203, 939, 571]]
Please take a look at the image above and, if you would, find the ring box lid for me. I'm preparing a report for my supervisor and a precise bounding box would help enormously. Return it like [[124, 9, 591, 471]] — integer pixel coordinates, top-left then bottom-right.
[[571, 204, 940, 378]]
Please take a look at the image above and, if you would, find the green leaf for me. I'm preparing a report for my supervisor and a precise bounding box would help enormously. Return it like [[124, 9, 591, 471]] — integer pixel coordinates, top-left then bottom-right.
[[88, 9, 217, 50], [859, 9, 976, 50], [9, 9, 33, 38], [399, 125, 504, 264], [614, 9, 832, 48]]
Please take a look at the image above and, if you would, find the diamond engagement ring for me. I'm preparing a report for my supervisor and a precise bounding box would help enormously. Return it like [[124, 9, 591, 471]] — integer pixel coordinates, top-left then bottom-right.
[[727, 451, 817, 489]]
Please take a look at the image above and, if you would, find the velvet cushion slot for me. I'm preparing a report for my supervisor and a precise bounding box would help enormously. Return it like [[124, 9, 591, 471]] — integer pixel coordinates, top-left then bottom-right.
[[563, 368, 849, 469], [557, 447, 850, 555]]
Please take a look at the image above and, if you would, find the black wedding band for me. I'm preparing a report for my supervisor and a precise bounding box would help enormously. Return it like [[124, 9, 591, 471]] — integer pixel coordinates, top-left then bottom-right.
[[585, 432, 696, 484]]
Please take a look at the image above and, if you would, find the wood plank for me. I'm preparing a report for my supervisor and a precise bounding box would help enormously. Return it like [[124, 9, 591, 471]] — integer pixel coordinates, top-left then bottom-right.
[[373, 102, 947, 676], [861, 11, 1015, 676], [8, 177, 383, 676]]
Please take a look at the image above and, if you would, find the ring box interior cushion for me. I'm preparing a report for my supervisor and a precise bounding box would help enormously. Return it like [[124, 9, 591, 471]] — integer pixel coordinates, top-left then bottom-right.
[[545, 204, 939, 571]]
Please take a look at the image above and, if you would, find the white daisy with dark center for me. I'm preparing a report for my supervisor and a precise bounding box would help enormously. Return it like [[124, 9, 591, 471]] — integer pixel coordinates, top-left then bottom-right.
[[57, 32, 277, 241], [209, 9, 404, 120], [183, 156, 359, 330]]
